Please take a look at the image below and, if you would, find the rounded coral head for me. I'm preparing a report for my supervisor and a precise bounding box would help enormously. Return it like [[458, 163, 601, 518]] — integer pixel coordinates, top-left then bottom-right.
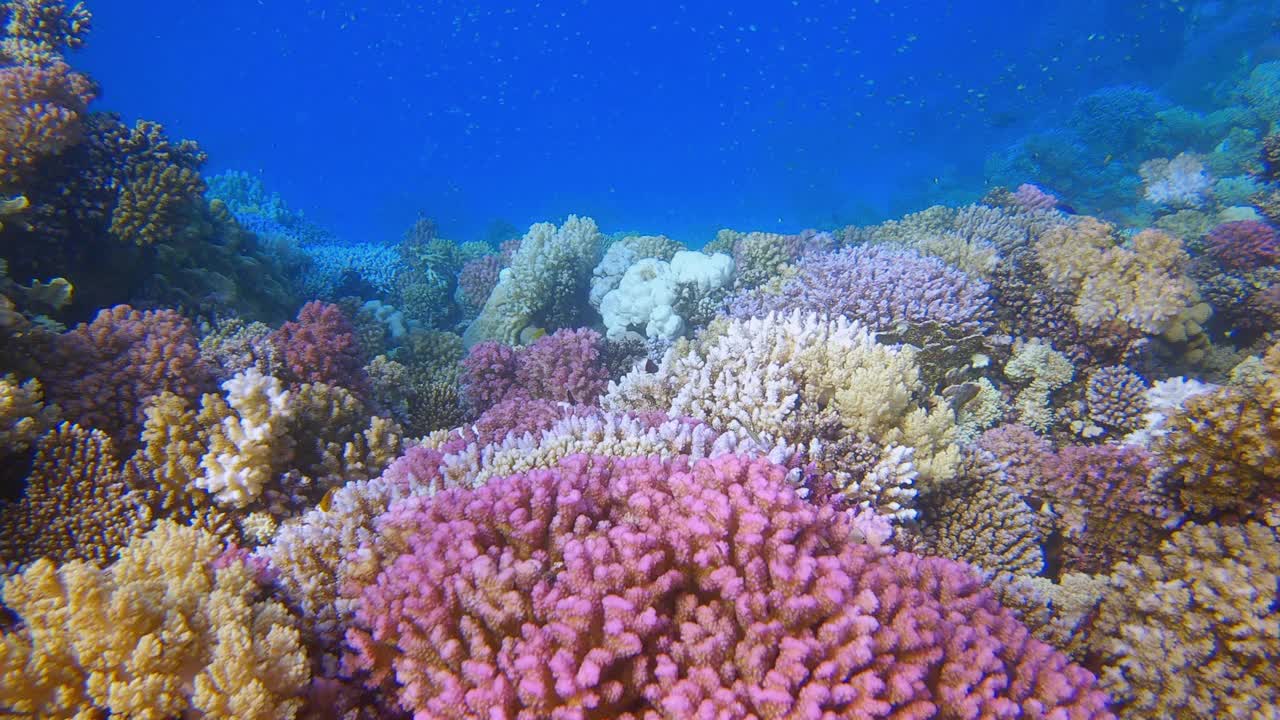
[[344, 452, 1114, 719], [1204, 219, 1279, 272]]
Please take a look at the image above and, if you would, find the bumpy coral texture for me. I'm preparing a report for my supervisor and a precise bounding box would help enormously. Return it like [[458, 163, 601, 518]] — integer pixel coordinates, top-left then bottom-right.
[[269, 300, 366, 391], [0, 0, 92, 65], [1203, 220, 1279, 272], [1090, 522, 1279, 719], [40, 304, 213, 446], [1040, 444, 1172, 573], [1154, 342, 1280, 515], [0, 520, 310, 720], [0, 422, 152, 568], [0, 59, 95, 192], [344, 452, 1113, 719], [1034, 218, 1198, 336], [461, 328, 609, 412], [0, 372, 57, 454], [605, 311, 960, 483], [729, 245, 993, 332], [463, 215, 603, 347]]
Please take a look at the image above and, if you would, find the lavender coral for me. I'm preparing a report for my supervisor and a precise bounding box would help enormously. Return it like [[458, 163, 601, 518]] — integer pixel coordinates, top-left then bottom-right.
[[343, 452, 1112, 719], [729, 245, 993, 332]]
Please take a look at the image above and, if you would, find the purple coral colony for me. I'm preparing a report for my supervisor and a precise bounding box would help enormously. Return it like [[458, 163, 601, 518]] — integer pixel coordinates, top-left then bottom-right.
[[1, 1, 1278, 719]]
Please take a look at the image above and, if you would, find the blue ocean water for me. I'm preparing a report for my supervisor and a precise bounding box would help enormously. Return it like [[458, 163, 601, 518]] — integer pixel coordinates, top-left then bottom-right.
[[78, 0, 1273, 245]]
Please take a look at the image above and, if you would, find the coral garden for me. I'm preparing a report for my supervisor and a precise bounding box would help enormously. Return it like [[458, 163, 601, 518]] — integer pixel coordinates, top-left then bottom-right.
[[2, 1, 1280, 719]]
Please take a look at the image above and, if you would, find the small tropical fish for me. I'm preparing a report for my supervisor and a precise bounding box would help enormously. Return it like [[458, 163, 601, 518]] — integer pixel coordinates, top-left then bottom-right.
[[318, 486, 338, 512]]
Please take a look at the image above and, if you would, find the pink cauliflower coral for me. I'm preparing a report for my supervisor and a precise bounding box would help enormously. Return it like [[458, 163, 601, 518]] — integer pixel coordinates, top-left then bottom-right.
[[343, 452, 1114, 719], [1204, 220, 1279, 271], [40, 304, 212, 447], [269, 300, 366, 391], [460, 328, 608, 413]]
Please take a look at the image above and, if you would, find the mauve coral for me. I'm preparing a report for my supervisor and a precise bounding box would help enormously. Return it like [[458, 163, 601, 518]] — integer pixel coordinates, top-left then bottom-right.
[[460, 328, 609, 413], [1203, 220, 1279, 271], [458, 253, 502, 311], [343, 452, 1113, 719], [40, 304, 212, 446], [1041, 444, 1173, 573], [269, 300, 366, 391], [729, 245, 993, 332]]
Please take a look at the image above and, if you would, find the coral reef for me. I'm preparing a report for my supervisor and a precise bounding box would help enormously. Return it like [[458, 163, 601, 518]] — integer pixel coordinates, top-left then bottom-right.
[[0, 520, 309, 719], [1090, 521, 1279, 719], [344, 452, 1112, 718]]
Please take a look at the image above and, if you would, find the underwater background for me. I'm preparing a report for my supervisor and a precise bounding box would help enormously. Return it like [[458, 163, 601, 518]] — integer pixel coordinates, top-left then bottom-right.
[[74, 0, 1277, 244], [3, 0, 1280, 718]]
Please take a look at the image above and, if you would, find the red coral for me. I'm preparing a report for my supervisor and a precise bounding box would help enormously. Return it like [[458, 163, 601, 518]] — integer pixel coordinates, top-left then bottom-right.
[[40, 304, 212, 447], [269, 300, 366, 391], [344, 452, 1114, 719], [0, 60, 96, 191], [1204, 220, 1279, 272]]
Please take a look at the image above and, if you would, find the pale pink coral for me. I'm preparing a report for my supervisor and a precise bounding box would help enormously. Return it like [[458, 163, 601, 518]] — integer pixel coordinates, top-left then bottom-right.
[[343, 452, 1113, 719]]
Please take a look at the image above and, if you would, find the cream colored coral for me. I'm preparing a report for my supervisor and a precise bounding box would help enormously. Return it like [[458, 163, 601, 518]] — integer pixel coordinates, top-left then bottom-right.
[[0, 521, 308, 719], [462, 215, 603, 346], [1005, 339, 1074, 432], [0, 372, 57, 454], [605, 311, 960, 482], [196, 369, 295, 507], [1034, 219, 1197, 335]]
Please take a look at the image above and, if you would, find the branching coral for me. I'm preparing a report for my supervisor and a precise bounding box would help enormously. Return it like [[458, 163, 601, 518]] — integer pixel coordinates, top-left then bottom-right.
[[1203, 219, 1279, 271], [0, 422, 152, 568], [268, 300, 367, 392], [1154, 342, 1280, 515], [1040, 444, 1173, 573], [1034, 217, 1201, 336], [460, 327, 608, 412], [463, 215, 603, 347], [0, 0, 91, 66], [920, 451, 1046, 577], [1004, 339, 1074, 432], [1139, 152, 1213, 209], [604, 311, 961, 483], [343, 452, 1113, 719], [104, 119, 208, 247], [0, 371, 56, 454], [39, 304, 213, 448], [0, 59, 95, 192], [0, 520, 309, 719], [1090, 521, 1279, 719], [729, 245, 993, 332]]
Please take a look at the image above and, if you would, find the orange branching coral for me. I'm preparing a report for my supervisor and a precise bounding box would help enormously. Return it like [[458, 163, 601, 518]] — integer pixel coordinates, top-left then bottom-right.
[[0, 59, 96, 192], [0, 0, 91, 65], [1155, 342, 1280, 516], [1034, 217, 1202, 336], [1090, 521, 1280, 719], [0, 422, 152, 568], [0, 520, 310, 719]]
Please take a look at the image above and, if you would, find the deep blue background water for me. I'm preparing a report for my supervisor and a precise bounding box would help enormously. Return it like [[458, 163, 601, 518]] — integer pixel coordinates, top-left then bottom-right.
[[77, 1, 1275, 245]]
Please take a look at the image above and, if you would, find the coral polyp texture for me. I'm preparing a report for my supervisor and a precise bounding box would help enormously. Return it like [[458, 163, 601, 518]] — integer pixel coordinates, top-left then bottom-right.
[[8, 1, 1280, 716], [343, 452, 1113, 719]]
